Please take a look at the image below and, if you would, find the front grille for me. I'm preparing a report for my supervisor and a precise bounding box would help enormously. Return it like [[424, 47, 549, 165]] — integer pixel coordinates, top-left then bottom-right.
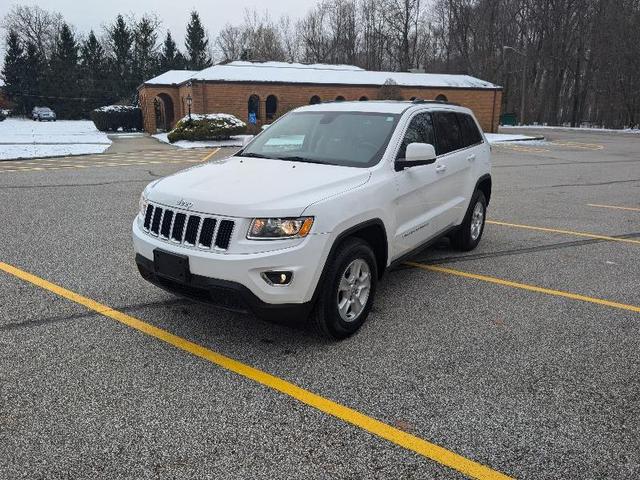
[[142, 203, 235, 251]]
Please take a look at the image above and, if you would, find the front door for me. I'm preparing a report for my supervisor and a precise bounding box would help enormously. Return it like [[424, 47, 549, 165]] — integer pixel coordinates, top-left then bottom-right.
[[391, 112, 449, 259]]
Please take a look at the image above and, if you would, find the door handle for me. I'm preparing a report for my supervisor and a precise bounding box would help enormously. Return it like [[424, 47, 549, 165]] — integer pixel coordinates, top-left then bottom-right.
[[467, 154, 476, 162], [435, 164, 447, 174]]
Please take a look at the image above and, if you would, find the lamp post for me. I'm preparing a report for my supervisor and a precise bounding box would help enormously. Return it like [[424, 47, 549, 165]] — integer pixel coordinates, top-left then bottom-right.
[[503, 45, 527, 125], [186, 94, 193, 120]]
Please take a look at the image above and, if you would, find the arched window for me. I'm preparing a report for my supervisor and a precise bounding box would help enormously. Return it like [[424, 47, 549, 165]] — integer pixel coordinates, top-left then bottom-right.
[[409, 96, 417, 101], [435, 94, 448, 102], [309, 95, 321, 105], [359, 96, 369, 101], [248, 94, 260, 122], [266, 95, 278, 120], [335, 95, 345, 102]]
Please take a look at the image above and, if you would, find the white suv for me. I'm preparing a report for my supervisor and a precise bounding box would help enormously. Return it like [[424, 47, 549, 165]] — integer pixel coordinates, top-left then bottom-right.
[[133, 101, 491, 339]]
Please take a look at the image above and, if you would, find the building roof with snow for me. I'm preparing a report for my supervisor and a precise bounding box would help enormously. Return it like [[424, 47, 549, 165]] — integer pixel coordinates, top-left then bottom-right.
[[143, 61, 500, 90]]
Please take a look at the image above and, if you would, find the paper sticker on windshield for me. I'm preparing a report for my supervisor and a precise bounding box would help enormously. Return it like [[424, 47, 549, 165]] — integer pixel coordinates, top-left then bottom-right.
[[386, 116, 394, 122]]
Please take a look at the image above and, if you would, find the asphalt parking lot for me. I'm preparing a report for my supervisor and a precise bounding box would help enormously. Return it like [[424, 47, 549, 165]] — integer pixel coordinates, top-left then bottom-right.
[[1, 129, 639, 479]]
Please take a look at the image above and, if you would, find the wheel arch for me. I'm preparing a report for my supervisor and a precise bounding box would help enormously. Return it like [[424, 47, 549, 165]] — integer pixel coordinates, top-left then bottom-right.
[[475, 174, 492, 205], [312, 218, 389, 303]]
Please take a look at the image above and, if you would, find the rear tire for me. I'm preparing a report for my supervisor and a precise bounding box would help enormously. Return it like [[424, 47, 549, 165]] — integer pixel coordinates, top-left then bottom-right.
[[311, 238, 377, 340], [450, 190, 486, 251]]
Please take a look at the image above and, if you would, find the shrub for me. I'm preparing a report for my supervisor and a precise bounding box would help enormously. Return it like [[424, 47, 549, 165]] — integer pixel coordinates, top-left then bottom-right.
[[0, 110, 6, 122], [377, 78, 404, 101], [90, 105, 142, 132], [167, 113, 247, 143]]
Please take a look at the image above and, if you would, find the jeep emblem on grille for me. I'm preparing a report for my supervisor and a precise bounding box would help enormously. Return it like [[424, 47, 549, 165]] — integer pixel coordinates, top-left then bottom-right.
[[176, 198, 193, 210]]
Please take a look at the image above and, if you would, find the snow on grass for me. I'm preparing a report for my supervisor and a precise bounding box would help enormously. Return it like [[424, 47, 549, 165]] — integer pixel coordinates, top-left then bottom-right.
[[502, 125, 640, 134], [0, 143, 110, 160], [0, 118, 111, 144], [0, 117, 111, 157], [153, 132, 253, 149], [485, 133, 543, 143]]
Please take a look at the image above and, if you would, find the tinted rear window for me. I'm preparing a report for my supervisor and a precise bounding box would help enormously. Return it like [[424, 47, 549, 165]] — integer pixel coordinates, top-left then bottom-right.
[[457, 113, 483, 147], [434, 112, 463, 155]]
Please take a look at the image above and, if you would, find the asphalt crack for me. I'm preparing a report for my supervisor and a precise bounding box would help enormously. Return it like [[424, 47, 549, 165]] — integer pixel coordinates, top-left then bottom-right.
[[0, 298, 192, 332]]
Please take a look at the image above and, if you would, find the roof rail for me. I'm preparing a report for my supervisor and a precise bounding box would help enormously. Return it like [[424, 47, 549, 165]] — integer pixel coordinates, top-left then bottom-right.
[[411, 98, 460, 106]]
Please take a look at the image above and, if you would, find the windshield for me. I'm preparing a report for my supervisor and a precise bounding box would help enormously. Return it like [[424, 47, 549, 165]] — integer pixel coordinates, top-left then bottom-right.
[[239, 111, 400, 168]]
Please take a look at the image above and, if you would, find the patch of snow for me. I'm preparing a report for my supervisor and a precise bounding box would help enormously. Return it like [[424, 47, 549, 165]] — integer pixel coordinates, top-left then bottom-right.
[[0, 118, 111, 159], [93, 105, 139, 112], [153, 133, 253, 149], [502, 125, 640, 134], [0, 143, 109, 160], [485, 133, 542, 143], [107, 132, 145, 138], [144, 61, 499, 89], [175, 113, 246, 128]]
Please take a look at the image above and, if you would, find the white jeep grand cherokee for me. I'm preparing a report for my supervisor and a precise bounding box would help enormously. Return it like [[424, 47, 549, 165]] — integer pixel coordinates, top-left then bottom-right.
[[133, 100, 491, 339]]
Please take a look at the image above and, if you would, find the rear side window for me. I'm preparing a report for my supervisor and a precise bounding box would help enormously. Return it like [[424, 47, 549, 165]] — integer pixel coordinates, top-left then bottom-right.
[[433, 112, 463, 155], [457, 113, 483, 147], [396, 112, 435, 159]]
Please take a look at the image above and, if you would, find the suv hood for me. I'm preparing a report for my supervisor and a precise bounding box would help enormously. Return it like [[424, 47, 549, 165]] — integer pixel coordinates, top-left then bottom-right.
[[147, 156, 370, 218]]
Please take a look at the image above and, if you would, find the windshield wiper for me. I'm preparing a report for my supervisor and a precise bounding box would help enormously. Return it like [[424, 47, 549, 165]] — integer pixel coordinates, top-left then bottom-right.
[[236, 152, 277, 159], [272, 156, 330, 165]]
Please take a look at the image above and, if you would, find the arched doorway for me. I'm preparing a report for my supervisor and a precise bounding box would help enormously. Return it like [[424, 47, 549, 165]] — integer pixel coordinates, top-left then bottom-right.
[[248, 94, 260, 124], [435, 94, 448, 102], [335, 95, 345, 102], [154, 93, 175, 132], [309, 95, 321, 105], [359, 96, 369, 101], [266, 95, 278, 120]]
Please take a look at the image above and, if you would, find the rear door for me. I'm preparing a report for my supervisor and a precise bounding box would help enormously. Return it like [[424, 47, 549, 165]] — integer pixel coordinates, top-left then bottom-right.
[[432, 111, 473, 228]]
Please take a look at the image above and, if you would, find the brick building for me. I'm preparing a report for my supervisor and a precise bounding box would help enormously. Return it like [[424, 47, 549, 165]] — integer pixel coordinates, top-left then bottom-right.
[[138, 61, 502, 134]]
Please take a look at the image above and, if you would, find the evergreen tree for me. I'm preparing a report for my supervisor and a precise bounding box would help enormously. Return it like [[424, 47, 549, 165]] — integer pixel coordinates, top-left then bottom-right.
[[107, 14, 133, 100], [80, 30, 111, 109], [185, 11, 212, 70], [22, 41, 46, 113], [159, 31, 186, 71], [48, 23, 79, 117], [133, 15, 159, 85], [1, 31, 26, 113]]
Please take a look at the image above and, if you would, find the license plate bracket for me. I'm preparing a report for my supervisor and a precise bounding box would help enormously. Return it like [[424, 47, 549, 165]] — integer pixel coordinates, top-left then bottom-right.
[[153, 249, 190, 282]]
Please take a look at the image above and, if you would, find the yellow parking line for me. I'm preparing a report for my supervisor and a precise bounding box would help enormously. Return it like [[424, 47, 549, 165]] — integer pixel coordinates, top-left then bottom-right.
[[0, 260, 511, 480], [0, 159, 202, 173], [406, 262, 640, 314], [487, 220, 640, 245], [551, 141, 604, 151], [201, 147, 221, 162], [587, 203, 640, 212]]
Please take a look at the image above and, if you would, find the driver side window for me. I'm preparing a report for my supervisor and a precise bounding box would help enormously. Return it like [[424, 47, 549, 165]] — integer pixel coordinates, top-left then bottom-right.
[[396, 112, 435, 159]]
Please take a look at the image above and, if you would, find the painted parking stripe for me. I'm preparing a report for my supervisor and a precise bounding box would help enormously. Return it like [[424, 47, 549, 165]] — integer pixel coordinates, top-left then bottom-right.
[[0, 159, 202, 173], [406, 262, 640, 314], [201, 147, 221, 161], [487, 220, 640, 246], [587, 203, 640, 212], [0, 261, 512, 480]]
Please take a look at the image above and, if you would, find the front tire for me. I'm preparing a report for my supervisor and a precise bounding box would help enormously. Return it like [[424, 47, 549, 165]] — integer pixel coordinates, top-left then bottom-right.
[[311, 238, 377, 340], [451, 190, 487, 251]]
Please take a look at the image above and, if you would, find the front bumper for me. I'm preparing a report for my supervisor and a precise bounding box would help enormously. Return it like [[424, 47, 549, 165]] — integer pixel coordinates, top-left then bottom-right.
[[132, 219, 330, 307]]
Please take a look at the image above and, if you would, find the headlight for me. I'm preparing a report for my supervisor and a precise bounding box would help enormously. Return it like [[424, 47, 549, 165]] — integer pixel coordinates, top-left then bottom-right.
[[139, 191, 148, 217], [248, 217, 314, 239]]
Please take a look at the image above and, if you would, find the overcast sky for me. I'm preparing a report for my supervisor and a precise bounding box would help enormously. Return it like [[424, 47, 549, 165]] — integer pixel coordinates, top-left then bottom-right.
[[1, 0, 317, 58]]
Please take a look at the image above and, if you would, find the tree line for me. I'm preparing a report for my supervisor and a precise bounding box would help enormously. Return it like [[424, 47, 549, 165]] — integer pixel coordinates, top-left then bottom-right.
[[2, 1, 639, 128], [1, 6, 212, 117]]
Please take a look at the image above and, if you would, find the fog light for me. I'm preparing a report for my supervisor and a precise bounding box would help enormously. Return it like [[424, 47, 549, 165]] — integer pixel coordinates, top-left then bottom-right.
[[262, 271, 293, 286]]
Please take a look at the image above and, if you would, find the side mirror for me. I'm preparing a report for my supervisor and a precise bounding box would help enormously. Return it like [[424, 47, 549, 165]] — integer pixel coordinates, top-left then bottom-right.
[[395, 143, 437, 171]]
